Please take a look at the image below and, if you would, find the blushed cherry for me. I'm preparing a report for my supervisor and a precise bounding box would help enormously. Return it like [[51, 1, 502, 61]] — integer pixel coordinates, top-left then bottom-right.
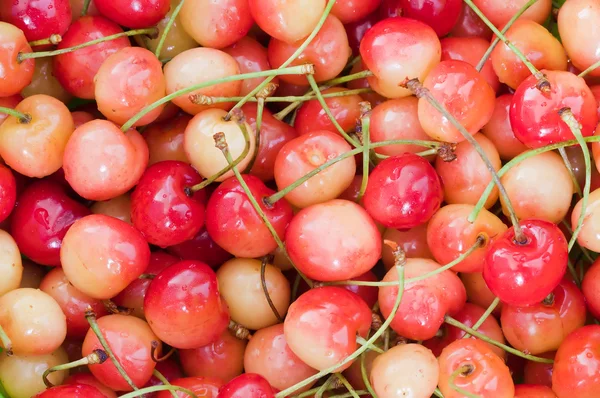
[[94, 0, 169, 28], [218, 373, 276, 398], [500, 151, 573, 223], [244, 323, 318, 392], [19, 259, 45, 289], [248, 0, 326, 44], [0, 22, 34, 97], [582, 258, 600, 319], [286, 199, 381, 281], [379, 258, 466, 341], [438, 339, 515, 398], [342, 271, 379, 308], [63, 120, 149, 201], [441, 36, 500, 92], [144, 113, 191, 166], [481, 94, 528, 160], [332, 0, 380, 24], [60, 214, 151, 299], [53, 16, 131, 99], [268, 15, 351, 85], [284, 286, 371, 371], [514, 385, 558, 398], [0, 230, 22, 296], [483, 219, 568, 306], [33, 384, 107, 398], [427, 204, 507, 273], [552, 325, 600, 398], [419, 60, 495, 143], [21, 58, 72, 103], [392, 0, 462, 37], [382, 223, 434, 269], [0, 94, 74, 178], [179, 330, 247, 383], [0, 0, 71, 42], [471, 0, 551, 28], [224, 37, 279, 96], [363, 153, 443, 230], [564, 145, 600, 192], [370, 343, 439, 398], [571, 187, 600, 253], [347, 61, 387, 107], [71, 111, 95, 128], [558, 0, 600, 78], [144, 260, 230, 349], [460, 272, 502, 315], [360, 17, 441, 98], [0, 164, 16, 224], [274, 130, 355, 208], [524, 351, 555, 387], [164, 48, 241, 114], [82, 314, 159, 391], [166, 226, 233, 269], [450, 1, 492, 40], [65, 372, 119, 398], [157, 377, 223, 398], [91, 194, 132, 224], [0, 95, 22, 126]]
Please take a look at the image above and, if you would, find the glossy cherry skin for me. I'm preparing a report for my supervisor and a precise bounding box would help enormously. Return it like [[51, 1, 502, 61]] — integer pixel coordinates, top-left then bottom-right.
[[438, 339, 515, 398], [53, 16, 131, 99], [166, 226, 233, 269], [33, 384, 107, 398], [332, 0, 380, 24], [82, 314, 159, 392], [94, 0, 169, 28], [0, 22, 34, 97], [379, 258, 466, 341], [524, 351, 555, 387], [0, 0, 71, 43], [344, 10, 379, 56], [144, 260, 230, 349], [218, 373, 276, 398], [450, 1, 492, 39], [363, 153, 443, 230], [501, 278, 586, 355], [481, 93, 528, 160], [346, 60, 387, 107], [552, 325, 600, 398], [471, 0, 551, 28], [510, 70, 599, 148], [558, 0, 600, 78], [483, 219, 568, 306], [224, 37, 279, 96], [582, 259, 600, 319], [10, 180, 89, 266], [392, 0, 462, 37], [144, 113, 190, 166], [360, 17, 441, 99], [284, 286, 371, 371], [156, 376, 223, 398], [514, 385, 557, 398], [286, 199, 381, 282], [64, 368, 119, 397], [382, 223, 434, 269], [60, 214, 151, 300], [206, 174, 293, 258], [0, 164, 16, 224]]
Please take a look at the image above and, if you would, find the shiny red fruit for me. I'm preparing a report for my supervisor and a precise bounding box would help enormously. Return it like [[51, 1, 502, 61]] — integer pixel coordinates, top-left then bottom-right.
[[33, 384, 106, 398], [384, 0, 462, 37], [582, 258, 600, 319], [94, 0, 170, 28], [166, 227, 233, 269], [218, 373, 276, 398], [0, 0, 72, 42], [0, 164, 16, 224]]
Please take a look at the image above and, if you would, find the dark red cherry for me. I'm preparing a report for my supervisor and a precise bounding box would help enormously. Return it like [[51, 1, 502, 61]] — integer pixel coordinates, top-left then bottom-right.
[[0, 163, 16, 224], [131, 161, 207, 248], [94, 0, 170, 28], [10, 180, 91, 266], [582, 258, 600, 319], [363, 153, 443, 229], [206, 174, 293, 259], [33, 384, 107, 398], [383, 0, 462, 37], [449, 1, 493, 40], [342, 270, 379, 308], [166, 226, 233, 269], [0, 0, 72, 42], [218, 373, 276, 398], [344, 11, 379, 56], [483, 219, 568, 306]]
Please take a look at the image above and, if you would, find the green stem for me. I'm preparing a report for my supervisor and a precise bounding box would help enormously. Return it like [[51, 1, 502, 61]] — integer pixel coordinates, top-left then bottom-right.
[[29, 34, 62, 47], [152, 369, 178, 398], [119, 385, 198, 398], [0, 325, 12, 356], [448, 365, 481, 398], [81, 0, 92, 16], [360, 350, 378, 398], [433, 388, 444, 398], [315, 375, 337, 398], [0, 107, 31, 124], [155, 0, 185, 58], [336, 373, 360, 398], [43, 349, 107, 388], [18, 28, 159, 63], [578, 58, 600, 78], [558, 147, 583, 197], [463, 297, 500, 339], [358, 103, 371, 201], [193, 88, 372, 105], [356, 336, 384, 354]]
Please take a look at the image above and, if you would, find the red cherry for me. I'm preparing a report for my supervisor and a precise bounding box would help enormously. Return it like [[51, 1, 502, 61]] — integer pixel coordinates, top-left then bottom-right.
[[510, 70, 599, 148], [144, 359, 184, 398], [331, 0, 380, 24], [481, 93, 529, 160], [166, 227, 233, 269], [94, 0, 169, 28], [344, 11, 379, 56], [0, 163, 16, 224], [0, 22, 35, 97], [156, 376, 224, 398], [144, 260, 230, 349], [390, 0, 462, 37], [10, 180, 90, 266], [524, 351, 555, 387], [471, 0, 552, 28], [449, 1, 492, 40], [582, 258, 600, 319], [514, 385, 557, 398], [33, 384, 106, 398], [552, 325, 600, 398], [64, 373, 118, 398], [363, 153, 443, 230], [218, 373, 276, 398], [483, 219, 568, 306], [0, 0, 71, 42], [342, 271, 379, 308]]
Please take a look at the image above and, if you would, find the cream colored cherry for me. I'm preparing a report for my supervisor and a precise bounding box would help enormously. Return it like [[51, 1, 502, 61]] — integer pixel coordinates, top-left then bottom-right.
[[572, 188, 600, 252], [0, 230, 22, 296]]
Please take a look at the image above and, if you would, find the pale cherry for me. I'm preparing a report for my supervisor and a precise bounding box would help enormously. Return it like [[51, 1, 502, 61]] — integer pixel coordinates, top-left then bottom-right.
[[0, 229, 23, 296], [381, 224, 434, 270], [481, 94, 528, 160], [472, 0, 552, 28], [571, 188, 600, 252], [90, 194, 132, 224], [21, 57, 72, 103], [558, 0, 600, 77]]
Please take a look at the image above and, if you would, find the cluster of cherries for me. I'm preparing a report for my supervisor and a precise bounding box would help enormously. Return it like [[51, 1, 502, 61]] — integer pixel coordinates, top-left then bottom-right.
[[0, 0, 600, 397]]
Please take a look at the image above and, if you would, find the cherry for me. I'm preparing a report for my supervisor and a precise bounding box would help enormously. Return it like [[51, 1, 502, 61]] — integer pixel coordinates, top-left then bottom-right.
[[82, 314, 159, 391], [481, 94, 529, 160], [370, 343, 439, 398], [571, 188, 600, 253], [343, 350, 378, 391], [248, 0, 326, 44], [379, 258, 466, 341], [53, 16, 131, 99], [564, 145, 600, 192], [552, 325, 600, 398], [450, 1, 493, 40], [244, 323, 318, 393], [392, 0, 462, 37], [218, 373, 276, 398], [69, 0, 99, 20], [33, 384, 107, 398], [471, 0, 552, 28], [144, 113, 191, 166], [344, 10, 379, 56], [0, 230, 22, 297], [71, 110, 95, 128], [91, 193, 133, 224], [0, 164, 16, 224], [363, 153, 443, 230], [144, 260, 230, 349], [179, 330, 247, 383], [22, 57, 72, 103], [273, 130, 356, 208], [592, 85, 600, 119], [268, 15, 351, 85], [284, 286, 371, 371], [65, 373, 118, 398], [524, 351, 555, 387], [514, 385, 558, 398], [341, 270, 379, 308], [419, 60, 496, 143], [206, 174, 293, 258], [0, 22, 34, 97], [143, 359, 184, 398], [156, 377, 224, 398], [332, 0, 380, 24], [510, 70, 598, 148], [460, 272, 502, 314], [166, 226, 233, 268], [94, 0, 169, 28], [10, 180, 90, 266], [360, 16, 441, 99], [558, 0, 600, 78], [0, 0, 71, 43], [438, 338, 514, 398], [286, 199, 381, 281], [582, 258, 600, 319], [483, 219, 568, 306], [346, 60, 387, 107], [382, 223, 434, 270], [60, 214, 151, 299]]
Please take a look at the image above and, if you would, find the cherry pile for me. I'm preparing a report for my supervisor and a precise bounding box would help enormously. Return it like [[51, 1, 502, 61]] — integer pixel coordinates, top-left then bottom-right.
[[0, 0, 600, 397]]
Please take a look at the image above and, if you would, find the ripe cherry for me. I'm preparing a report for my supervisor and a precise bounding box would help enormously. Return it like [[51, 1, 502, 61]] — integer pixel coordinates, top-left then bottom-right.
[[224, 37, 280, 96], [21, 57, 72, 103], [344, 11, 379, 56], [571, 188, 600, 253], [33, 384, 107, 398], [65, 371, 119, 398], [363, 153, 443, 230], [94, 0, 170, 28], [582, 258, 600, 319], [481, 93, 528, 160], [157, 377, 224, 398], [332, 0, 380, 24], [558, 0, 600, 78], [514, 385, 558, 398], [390, 0, 462, 37], [483, 219, 568, 306], [347, 60, 387, 107], [341, 271, 379, 308], [524, 351, 555, 387], [471, 0, 552, 28], [143, 113, 191, 166], [0, 0, 72, 43], [0, 230, 22, 297], [382, 223, 434, 269], [0, 22, 34, 97], [450, 1, 492, 40], [166, 226, 233, 269], [0, 164, 16, 224], [218, 373, 276, 398]]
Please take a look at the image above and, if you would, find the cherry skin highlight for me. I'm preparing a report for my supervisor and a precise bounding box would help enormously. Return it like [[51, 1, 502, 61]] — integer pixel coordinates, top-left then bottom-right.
[[32, 384, 107, 398], [0, 22, 34, 97], [94, 0, 170, 28], [0, 0, 71, 42], [582, 258, 600, 319], [218, 373, 276, 398]]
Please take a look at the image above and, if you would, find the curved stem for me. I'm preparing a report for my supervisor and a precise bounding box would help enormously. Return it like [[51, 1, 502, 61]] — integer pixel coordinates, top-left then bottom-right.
[[155, 0, 185, 58], [314, 375, 337, 398], [103, 299, 133, 315], [336, 373, 360, 398], [445, 316, 554, 363], [153, 369, 178, 398], [151, 340, 175, 362], [448, 365, 480, 398], [29, 34, 62, 47], [119, 385, 198, 398], [578, 58, 600, 78], [433, 388, 444, 398], [43, 349, 107, 388], [558, 147, 583, 197], [0, 107, 31, 124], [192, 88, 373, 105], [358, 102, 371, 201], [261, 256, 283, 322], [360, 351, 378, 398], [85, 308, 138, 391], [18, 28, 159, 63], [463, 297, 500, 339]]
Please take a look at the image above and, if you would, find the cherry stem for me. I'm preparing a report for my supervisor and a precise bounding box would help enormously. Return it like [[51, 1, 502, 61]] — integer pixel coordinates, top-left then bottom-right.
[[81, 0, 92, 16], [463, 297, 500, 339], [0, 324, 12, 356], [344, 55, 363, 72], [17, 28, 159, 63], [360, 350, 377, 397], [191, 88, 372, 106], [154, 0, 185, 58], [448, 364, 480, 398], [336, 373, 360, 398], [103, 299, 133, 315], [578, 58, 600, 78], [291, 273, 301, 301], [355, 335, 384, 354], [260, 255, 283, 322], [151, 340, 175, 362], [475, 0, 539, 71], [464, 0, 550, 92], [119, 385, 199, 398], [227, 0, 337, 116], [228, 320, 251, 340], [43, 349, 107, 388], [122, 64, 313, 131], [85, 307, 139, 390], [212, 132, 314, 288], [445, 316, 554, 363], [558, 147, 583, 197], [560, 108, 591, 253], [29, 34, 62, 47], [275, 264, 406, 397], [433, 389, 444, 398], [152, 369, 178, 398], [0, 107, 31, 124], [358, 102, 372, 201], [244, 83, 278, 173]]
